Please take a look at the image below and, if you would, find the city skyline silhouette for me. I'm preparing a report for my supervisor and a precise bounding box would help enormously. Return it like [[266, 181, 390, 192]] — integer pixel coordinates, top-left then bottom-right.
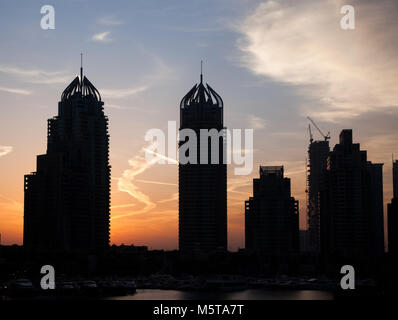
[[1, 0, 398, 253], [1, 1, 397, 305], [15, 62, 394, 259], [0, 57, 396, 253]]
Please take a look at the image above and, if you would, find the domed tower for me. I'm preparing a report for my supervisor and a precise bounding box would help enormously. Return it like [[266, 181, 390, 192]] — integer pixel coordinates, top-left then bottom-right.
[[24, 60, 110, 252], [179, 66, 227, 253]]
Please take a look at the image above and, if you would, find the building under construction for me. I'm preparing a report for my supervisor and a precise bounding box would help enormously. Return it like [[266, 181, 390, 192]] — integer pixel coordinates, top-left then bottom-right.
[[306, 118, 330, 252]]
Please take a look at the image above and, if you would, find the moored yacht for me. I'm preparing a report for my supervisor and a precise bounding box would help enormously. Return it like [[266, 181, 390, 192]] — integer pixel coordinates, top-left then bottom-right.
[[205, 275, 248, 291]]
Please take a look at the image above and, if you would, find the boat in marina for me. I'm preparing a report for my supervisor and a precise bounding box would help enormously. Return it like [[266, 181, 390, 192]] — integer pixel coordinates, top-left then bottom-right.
[[204, 275, 248, 291]]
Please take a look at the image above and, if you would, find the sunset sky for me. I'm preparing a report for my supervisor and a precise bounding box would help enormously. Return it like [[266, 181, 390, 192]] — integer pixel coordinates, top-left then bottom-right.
[[1, 0, 397, 250]]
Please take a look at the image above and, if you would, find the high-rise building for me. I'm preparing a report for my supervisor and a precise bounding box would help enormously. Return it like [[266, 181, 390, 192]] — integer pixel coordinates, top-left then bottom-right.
[[388, 160, 398, 254], [393, 160, 398, 198], [299, 230, 310, 253], [178, 70, 227, 253], [24, 64, 110, 252], [245, 166, 299, 254], [367, 162, 385, 255], [388, 200, 397, 254], [307, 140, 329, 252], [320, 130, 384, 259]]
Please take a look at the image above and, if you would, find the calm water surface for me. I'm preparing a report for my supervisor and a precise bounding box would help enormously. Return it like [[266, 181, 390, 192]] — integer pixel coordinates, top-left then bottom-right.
[[109, 289, 334, 300]]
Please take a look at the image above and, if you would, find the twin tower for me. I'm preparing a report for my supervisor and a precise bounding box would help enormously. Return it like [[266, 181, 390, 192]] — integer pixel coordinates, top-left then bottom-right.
[[23, 65, 227, 253]]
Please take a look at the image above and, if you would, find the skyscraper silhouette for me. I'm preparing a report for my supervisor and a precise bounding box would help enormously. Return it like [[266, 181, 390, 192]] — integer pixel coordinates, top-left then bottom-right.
[[24, 63, 110, 252], [388, 160, 398, 254], [393, 160, 398, 199], [245, 166, 299, 255], [178, 68, 227, 253], [320, 130, 384, 260], [307, 139, 329, 252]]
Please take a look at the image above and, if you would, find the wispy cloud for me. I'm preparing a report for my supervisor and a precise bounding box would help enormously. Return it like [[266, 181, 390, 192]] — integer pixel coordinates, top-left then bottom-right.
[[166, 25, 224, 33], [135, 179, 177, 186], [113, 145, 158, 220], [101, 48, 177, 107], [228, 176, 252, 196], [236, 0, 398, 121], [0, 65, 70, 84], [248, 114, 267, 129], [113, 143, 179, 220], [92, 31, 112, 42], [143, 148, 178, 165], [139, 48, 177, 83], [106, 104, 130, 110], [0, 146, 13, 157], [157, 192, 178, 204], [101, 50, 176, 102], [98, 16, 124, 26], [0, 86, 31, 95], [105, 103, 154, 113], [101, 85, 148, 99], [111, 203, 136, 209], [0, 193, 22, 213]]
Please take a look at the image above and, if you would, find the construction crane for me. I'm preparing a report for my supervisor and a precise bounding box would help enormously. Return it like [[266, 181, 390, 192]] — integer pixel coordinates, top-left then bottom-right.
[[307, 116, 330, 141], [308, 124, 313, 143]]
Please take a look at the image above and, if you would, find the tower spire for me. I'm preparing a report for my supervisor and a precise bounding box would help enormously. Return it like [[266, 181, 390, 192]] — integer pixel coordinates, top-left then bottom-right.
[[80, 53, 83, 92], [200, 60, 203, 84]]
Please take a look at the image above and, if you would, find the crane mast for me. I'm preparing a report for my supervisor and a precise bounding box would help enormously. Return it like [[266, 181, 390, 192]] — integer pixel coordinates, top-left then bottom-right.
[[307, 116, 330, 141]]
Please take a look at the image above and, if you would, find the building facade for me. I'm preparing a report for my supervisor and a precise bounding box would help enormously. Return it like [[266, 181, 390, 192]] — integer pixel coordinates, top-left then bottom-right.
[[393, 160, 398, 198], [178, 72, 227, 253], [24, 66, 110, 252], [245, 166, 299, 255], [320, 130, 384, 260], [307, 140, 330, 252], [388, 160, 398, 254]]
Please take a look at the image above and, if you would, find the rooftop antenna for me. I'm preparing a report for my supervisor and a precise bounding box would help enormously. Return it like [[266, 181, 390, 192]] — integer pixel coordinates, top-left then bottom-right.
[[200, 60, 203, 84], [80, 53, 83, 92]]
